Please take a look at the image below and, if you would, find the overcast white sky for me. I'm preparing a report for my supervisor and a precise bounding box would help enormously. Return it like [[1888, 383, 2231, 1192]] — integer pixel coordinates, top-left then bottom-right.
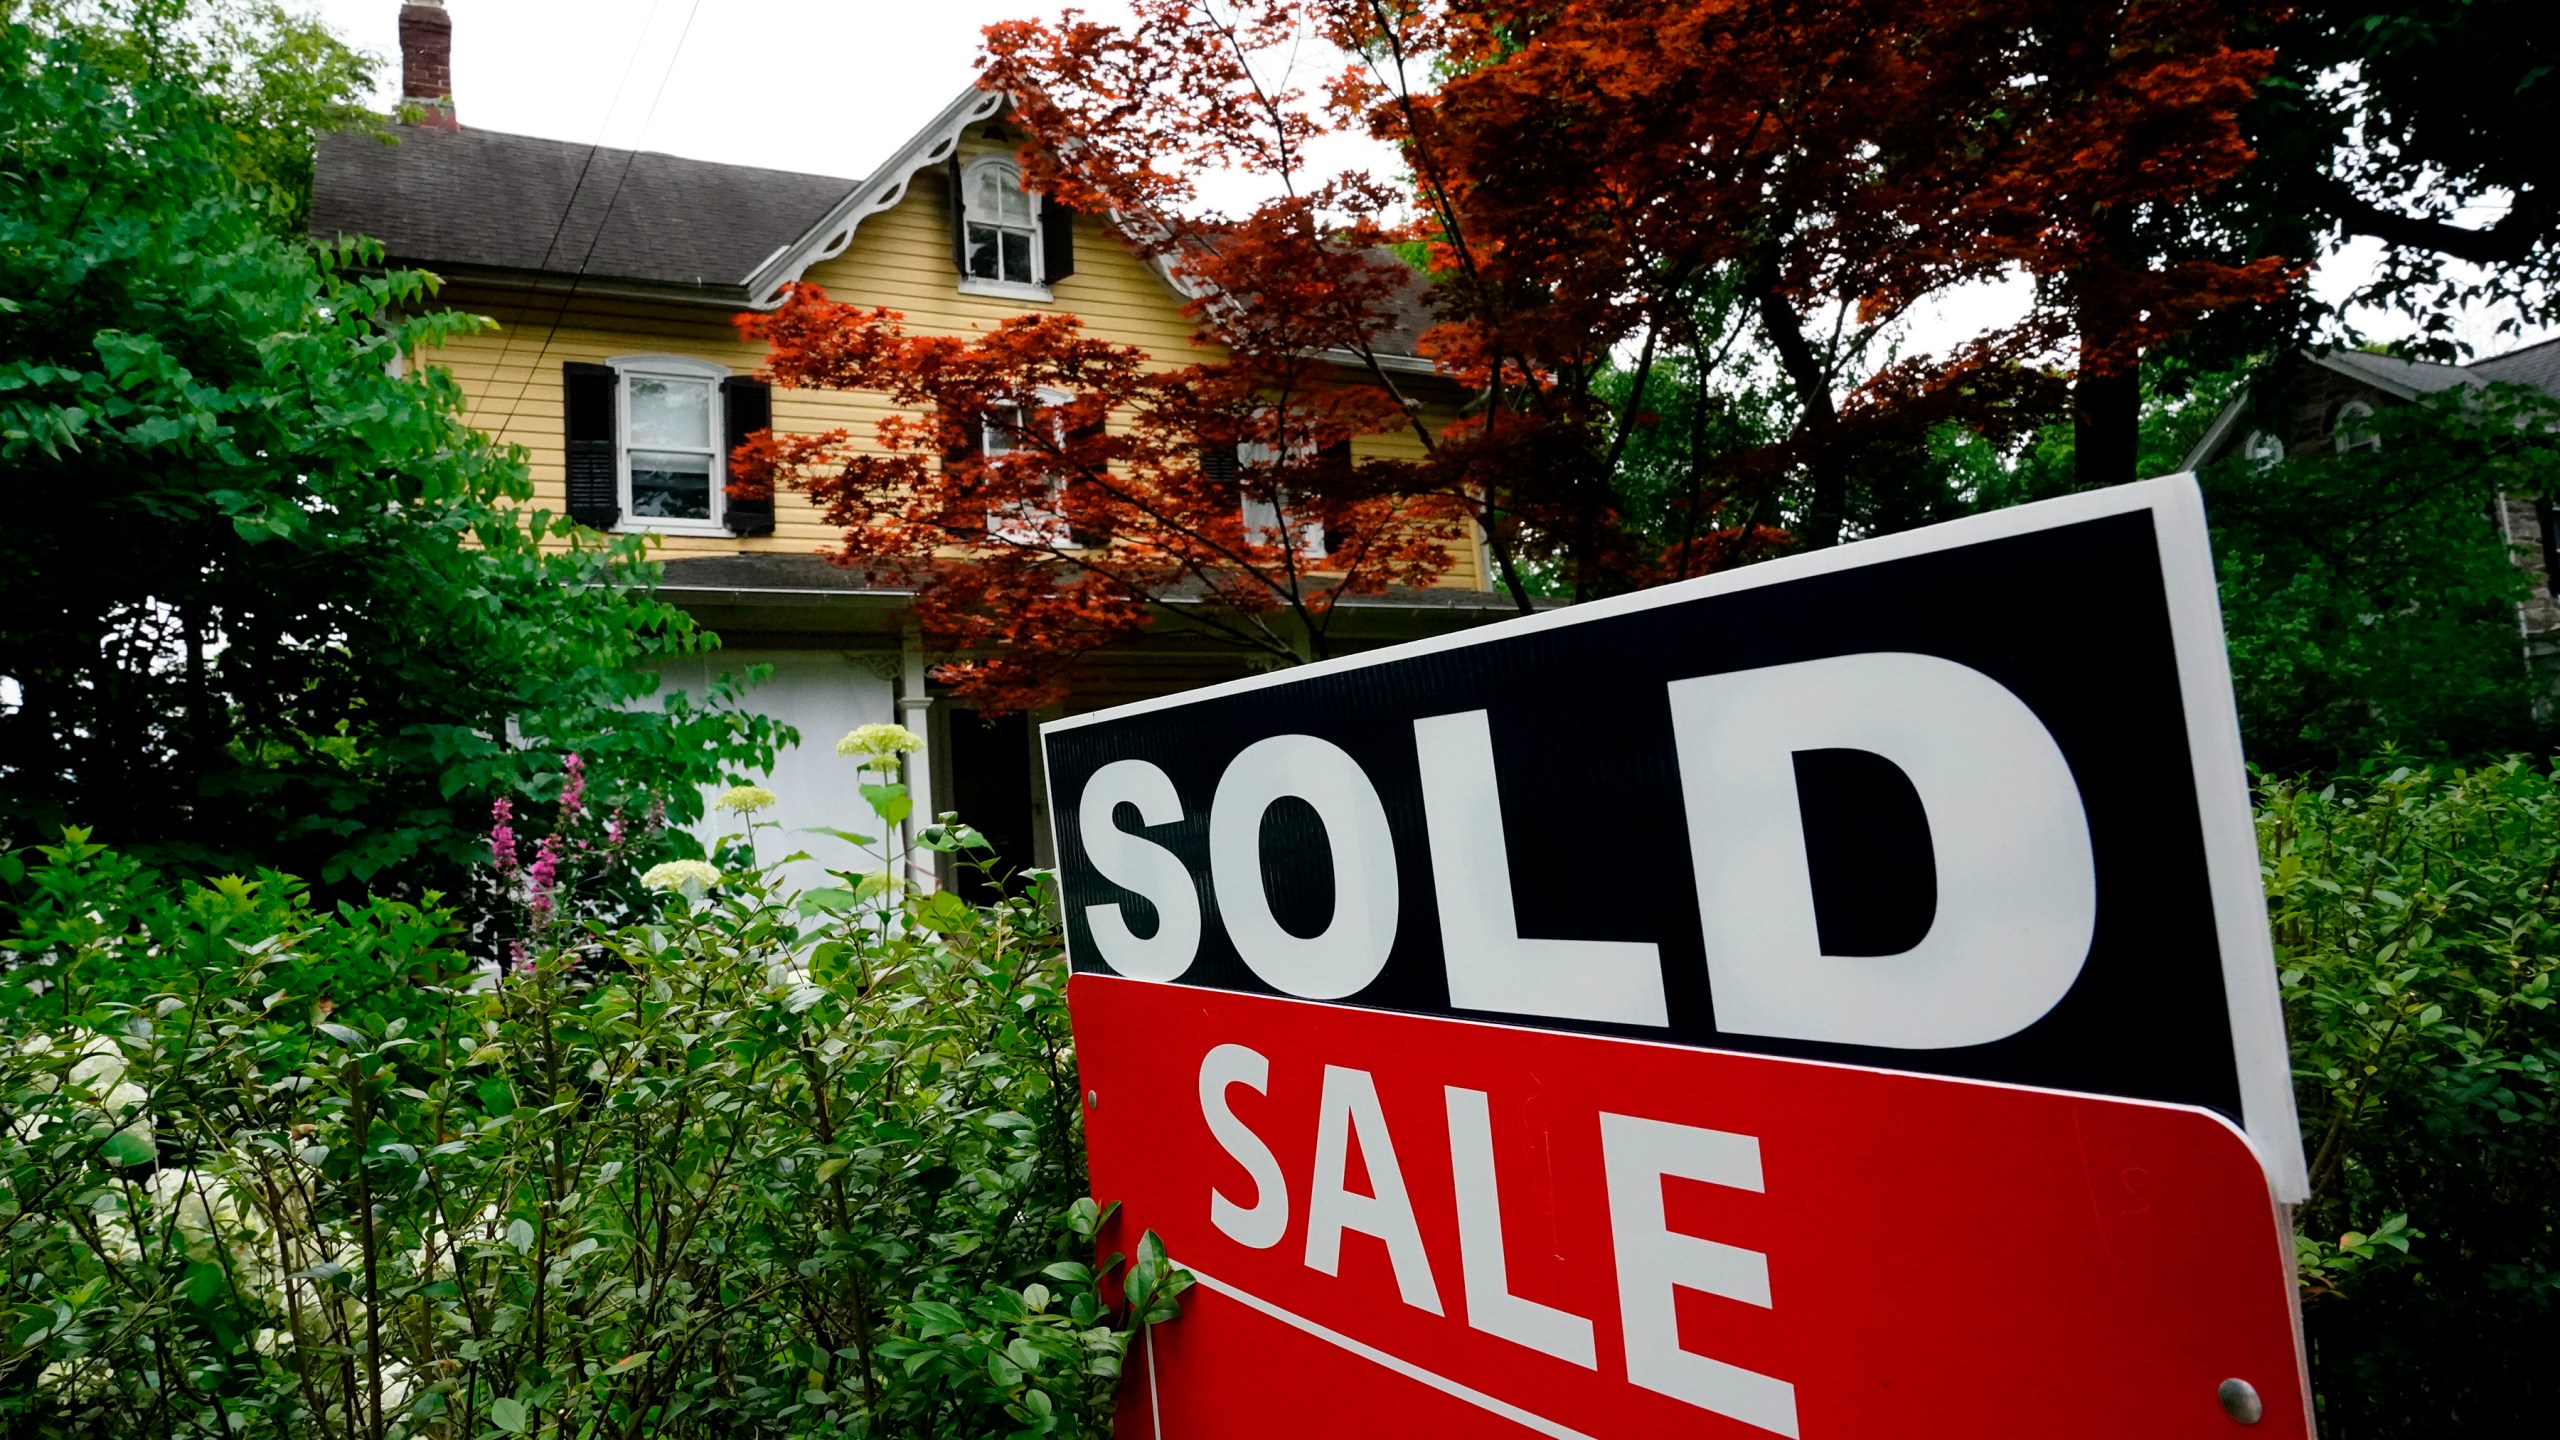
[[305, 1, 2546, 360], [307, 1, 1134, 183]]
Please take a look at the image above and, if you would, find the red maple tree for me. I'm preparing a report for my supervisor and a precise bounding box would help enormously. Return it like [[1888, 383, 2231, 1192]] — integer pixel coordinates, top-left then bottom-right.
[[732, 289, 1460, 710], [734, 0, 2285, 705]]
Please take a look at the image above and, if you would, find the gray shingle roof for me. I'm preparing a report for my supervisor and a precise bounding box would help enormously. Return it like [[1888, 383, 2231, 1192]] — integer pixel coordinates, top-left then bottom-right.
[[310, 120, 1454, 368], [310, 126, 853, 299], [1369, 255, 1438, 361], [2469, 336, 2560, 395], [2313, 347, 2478, 399]]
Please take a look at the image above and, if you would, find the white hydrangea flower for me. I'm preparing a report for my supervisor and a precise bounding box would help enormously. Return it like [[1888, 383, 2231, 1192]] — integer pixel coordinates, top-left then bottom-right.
[[89, 1213, 141, 1265], [641, 860, 722, 894], [713, 784, 779, 814], [145, 1168, 243, 1245], [36, 1356, 113, 1399], [67, 1036, 126, 1094], [836, 723, 923, 760]]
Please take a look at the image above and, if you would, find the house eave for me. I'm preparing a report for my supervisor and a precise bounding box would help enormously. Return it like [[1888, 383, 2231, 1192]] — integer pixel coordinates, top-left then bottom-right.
[[1320, 345, 1441, 378], [411, 263, 756, 310]]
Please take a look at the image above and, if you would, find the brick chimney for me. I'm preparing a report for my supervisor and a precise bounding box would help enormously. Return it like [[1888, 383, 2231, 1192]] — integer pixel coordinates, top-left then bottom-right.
[[398, 1, 458, 130]]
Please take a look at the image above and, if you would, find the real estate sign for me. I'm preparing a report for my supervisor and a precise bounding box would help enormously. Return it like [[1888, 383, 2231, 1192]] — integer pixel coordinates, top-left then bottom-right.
[[1043, 476, 2312, 1438]]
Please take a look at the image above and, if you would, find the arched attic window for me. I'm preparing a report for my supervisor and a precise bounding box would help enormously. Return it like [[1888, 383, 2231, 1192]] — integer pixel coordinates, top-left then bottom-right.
[[2333, 399, 2381, 453], [2240, 428, 2286, 470], [951, 155, 1075, 299], [963, 158, 1041, 287]]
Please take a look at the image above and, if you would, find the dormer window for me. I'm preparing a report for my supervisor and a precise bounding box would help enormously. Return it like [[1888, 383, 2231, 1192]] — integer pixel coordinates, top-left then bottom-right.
[[947, 154, 1075, 301], [964, 159, 1040, 285]]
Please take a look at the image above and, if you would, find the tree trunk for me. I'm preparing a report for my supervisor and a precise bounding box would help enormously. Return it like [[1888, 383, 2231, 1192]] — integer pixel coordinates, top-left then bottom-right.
[[2072, 207, 2143, 489], [1751, 265, 1848, 548], [2072, 365, 2142, 489]]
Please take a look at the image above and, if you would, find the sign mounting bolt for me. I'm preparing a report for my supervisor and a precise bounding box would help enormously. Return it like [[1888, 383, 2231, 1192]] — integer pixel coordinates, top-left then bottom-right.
[[2217, 1378, 2263, 1424]]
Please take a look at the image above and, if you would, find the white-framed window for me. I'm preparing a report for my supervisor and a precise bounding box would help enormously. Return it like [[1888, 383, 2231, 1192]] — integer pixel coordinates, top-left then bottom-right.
[[2334, 399, 2381, 453], [985, 388, 1074, 547], [961, 157, 1049, 300], [2240, 427, 2286, 470], [614, 355, 729, 533], [1238, 437, 1328, 560], [1227, 410, 1328, 560]]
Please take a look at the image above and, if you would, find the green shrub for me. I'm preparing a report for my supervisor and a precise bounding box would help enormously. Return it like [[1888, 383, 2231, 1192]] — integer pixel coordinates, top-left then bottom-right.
[[2263, 759, 2560, 1434], [0, 771, 1176, 1437], [0, 5, 787, 891]]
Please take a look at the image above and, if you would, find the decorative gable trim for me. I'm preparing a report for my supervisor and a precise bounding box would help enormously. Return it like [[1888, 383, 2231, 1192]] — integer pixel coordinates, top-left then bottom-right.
[[738, 84, 1447, 381], [744, 85, 1006, 309]]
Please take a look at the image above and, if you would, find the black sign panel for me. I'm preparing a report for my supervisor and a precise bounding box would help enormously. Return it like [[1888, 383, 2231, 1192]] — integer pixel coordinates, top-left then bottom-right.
[[1040, 479, 2304, 1196]]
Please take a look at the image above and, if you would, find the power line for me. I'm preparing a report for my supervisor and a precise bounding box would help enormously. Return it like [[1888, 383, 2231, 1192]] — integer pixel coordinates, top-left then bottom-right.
[[477, 0, 709, 456]]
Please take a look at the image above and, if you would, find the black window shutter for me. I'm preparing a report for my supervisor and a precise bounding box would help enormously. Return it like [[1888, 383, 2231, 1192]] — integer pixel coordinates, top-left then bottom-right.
[[722, 376, 775, 536], [1065, 411, 1106, 548], [1040, 195, 1076, 282], [945, 408, 983, 471], [947, 156, 969, 276], [1201, 439, 1241, 488], [1314, 438, 1351, 555], [562, 361, 619, 530]]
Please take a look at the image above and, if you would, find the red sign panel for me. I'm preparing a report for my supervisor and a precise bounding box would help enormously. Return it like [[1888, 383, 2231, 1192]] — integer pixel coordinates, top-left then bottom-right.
[[1076, 973, 2308, 1439]]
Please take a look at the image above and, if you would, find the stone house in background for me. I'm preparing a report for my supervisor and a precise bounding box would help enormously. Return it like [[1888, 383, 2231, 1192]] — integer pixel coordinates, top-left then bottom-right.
[[311, 4, 1504, 893], [2179, 337, 2560, 694]]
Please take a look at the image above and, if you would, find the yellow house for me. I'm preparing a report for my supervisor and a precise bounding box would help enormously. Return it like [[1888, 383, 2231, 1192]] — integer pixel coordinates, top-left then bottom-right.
[[309, 22, 1503, 888]]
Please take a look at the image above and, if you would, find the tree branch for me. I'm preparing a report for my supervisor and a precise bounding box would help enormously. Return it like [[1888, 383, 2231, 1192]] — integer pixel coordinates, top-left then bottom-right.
[[2323, 176, 2557, 268]]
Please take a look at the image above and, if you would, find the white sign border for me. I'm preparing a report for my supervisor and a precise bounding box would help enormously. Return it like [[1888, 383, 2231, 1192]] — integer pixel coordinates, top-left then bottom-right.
[[1042, 475, 2311, 1202]]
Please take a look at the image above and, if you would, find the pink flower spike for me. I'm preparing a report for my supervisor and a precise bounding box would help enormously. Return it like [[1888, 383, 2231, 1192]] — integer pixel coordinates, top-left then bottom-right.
[[559, 753, 587, 821], [489, 798, 518, 875], [528, 834, 562, 920]]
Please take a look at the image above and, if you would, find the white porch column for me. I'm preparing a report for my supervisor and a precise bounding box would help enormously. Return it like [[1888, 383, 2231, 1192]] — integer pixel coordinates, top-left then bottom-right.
[[898, 615, 941, 892]]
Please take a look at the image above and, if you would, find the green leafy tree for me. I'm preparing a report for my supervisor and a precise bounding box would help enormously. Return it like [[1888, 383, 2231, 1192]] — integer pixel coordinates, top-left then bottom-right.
[[2201, 383, 2560, 772], [15, 0, 379, 233], [2228, 0, 2560, 356], [0, 8, 784, 888]]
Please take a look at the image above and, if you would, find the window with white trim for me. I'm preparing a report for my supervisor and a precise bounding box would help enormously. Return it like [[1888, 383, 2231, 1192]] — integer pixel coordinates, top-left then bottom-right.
[[1220, 410, 1327, 560], [614, 355, 729, 532], [2240, 428, 2286, 470], [2333, 399, 2380, 453], [1238, 434, 1327, 560], [985, 390, 1073, 547], [963, 158, 1041, 288]]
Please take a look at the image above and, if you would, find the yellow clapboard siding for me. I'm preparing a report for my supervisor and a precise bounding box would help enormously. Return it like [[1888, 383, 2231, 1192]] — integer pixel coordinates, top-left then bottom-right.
[[416, 116, 1486, 586]]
